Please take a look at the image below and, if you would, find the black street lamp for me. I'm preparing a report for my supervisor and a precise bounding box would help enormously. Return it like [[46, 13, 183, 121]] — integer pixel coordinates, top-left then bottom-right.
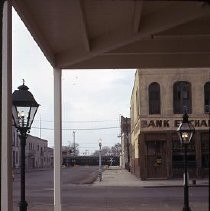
[[177, 110, 195, 211], [12, 81, 39, 211]]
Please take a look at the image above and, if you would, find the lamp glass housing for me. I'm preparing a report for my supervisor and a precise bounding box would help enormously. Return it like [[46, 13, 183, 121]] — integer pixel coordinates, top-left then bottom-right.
[[12, 105, 38, 129], [177, 122, 195, 144], [12, 82, 39, 130]]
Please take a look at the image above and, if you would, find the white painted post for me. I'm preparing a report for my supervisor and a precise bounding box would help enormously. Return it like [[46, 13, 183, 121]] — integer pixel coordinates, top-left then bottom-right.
[[1, 1, 12, 211], [54, 67, 62, 211]]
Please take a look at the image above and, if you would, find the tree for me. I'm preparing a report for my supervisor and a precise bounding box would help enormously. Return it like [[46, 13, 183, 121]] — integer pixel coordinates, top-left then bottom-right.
[[62, 142, 79, 156], [111, 143, 121, 156], [92, 146, 110, 156], [92, 150, 99, 156], [92, 143, 121, 156]]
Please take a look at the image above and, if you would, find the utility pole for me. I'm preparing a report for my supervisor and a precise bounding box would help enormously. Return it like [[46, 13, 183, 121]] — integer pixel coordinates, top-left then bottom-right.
[[73, 131, 76, 166], [73, 131, 76, 155], [98, 138, 102, 181]]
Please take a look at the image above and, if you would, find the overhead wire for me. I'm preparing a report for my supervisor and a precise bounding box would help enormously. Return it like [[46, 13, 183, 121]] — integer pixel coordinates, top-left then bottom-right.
[[31, 126, 119, 131], [33, 119, 119, 123]]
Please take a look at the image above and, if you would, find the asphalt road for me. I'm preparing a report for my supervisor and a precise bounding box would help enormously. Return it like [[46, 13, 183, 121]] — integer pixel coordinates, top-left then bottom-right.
[[13, 166, 209, 211]]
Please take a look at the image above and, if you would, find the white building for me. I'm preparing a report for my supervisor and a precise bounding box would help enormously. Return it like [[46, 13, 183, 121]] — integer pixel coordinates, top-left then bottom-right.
[[12, 127, 53, 170]]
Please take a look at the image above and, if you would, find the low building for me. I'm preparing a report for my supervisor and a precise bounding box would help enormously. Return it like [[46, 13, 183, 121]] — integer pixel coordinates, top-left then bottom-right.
[[12, 127, 20, 169], [130, 68, 210, 180], [12, 127, 53, 170]]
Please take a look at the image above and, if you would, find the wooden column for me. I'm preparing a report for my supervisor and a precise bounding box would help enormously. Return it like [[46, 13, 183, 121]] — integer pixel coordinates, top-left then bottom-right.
[[1, 1, 12, 211], [53, 67, 62, 211]]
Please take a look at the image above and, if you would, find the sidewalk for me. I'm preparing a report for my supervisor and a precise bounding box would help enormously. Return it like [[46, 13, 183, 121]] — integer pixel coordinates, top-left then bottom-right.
[[92, 166, 209, 188]]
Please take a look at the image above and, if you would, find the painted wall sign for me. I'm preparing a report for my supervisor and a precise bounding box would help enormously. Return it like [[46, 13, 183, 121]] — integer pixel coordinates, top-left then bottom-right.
[[140, 119, 210, 129]]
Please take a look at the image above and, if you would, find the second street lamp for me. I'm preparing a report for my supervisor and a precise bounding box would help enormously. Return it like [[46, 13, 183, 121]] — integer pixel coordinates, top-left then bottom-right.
[[12, 81, 39, 211], [177, 110, 195, 211]]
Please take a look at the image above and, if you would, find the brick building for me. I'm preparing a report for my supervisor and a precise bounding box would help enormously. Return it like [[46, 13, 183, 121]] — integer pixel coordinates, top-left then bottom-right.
[[130, 68, 210, 180], [120, 116, 131, 171]]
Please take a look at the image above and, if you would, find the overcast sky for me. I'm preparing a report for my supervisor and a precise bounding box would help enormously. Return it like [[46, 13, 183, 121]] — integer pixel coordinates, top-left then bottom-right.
[[12, 9, 136, 155]]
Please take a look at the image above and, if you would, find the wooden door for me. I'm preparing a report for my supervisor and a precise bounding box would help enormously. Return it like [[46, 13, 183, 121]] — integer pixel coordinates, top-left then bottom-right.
[[146, 140, 167, 178]]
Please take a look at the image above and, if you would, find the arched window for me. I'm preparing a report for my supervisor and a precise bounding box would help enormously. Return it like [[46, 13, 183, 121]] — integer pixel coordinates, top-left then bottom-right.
[[149, 82, 160, 114], [204, 82, 210, 113], [173, 81, 192, 114]]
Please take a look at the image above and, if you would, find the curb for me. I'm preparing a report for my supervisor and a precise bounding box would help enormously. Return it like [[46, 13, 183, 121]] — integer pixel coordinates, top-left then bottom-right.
[[143, 184, 209, 188]]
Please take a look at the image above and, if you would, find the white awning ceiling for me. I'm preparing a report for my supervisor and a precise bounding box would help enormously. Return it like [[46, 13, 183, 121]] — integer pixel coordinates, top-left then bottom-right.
[[13, 0, 210, 69]]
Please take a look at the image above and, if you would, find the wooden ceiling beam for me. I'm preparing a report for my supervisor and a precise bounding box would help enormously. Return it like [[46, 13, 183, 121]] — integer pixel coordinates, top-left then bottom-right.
[[56, 1, 210, 68], [139, 1, 210, 36], [67, 52, 210, 69], [77, 0, 90, 52], [108, 36, 210, 54], [132, 1, 143, 33]]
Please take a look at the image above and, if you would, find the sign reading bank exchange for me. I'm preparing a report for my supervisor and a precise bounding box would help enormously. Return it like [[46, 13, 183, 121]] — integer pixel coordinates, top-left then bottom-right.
[[140, 119, 210, 130]]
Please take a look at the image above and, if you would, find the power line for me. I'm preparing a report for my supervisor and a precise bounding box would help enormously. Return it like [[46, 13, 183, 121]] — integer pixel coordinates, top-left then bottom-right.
[[31, 126, 119, 131], [33, 119, 119, 123]]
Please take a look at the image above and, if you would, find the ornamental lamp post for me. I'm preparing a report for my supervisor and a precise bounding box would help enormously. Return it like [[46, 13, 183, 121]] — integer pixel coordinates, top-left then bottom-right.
[[12, 81, 39, 211], [177, 110, 195, 211], [98, 138, 102, 181]]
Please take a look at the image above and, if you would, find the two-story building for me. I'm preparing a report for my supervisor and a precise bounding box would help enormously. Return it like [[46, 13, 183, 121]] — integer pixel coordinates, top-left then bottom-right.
[[12, 127, 53, 170], [130, 68, 210, 180]]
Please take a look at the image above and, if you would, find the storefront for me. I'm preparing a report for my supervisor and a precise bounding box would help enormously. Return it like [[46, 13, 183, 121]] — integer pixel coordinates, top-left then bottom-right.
[[130, 68, 210, 180], [137, 118, 209, 179]]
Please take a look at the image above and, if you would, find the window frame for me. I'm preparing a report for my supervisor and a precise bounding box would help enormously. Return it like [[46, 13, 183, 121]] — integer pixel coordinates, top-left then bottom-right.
[[148, 82, 161, 114], [204, 82, 210, 113], [173, 81, 192, 114]]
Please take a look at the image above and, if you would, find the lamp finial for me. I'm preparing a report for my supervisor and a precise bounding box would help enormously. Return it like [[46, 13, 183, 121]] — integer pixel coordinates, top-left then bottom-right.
[[18, 79, 29, 91]]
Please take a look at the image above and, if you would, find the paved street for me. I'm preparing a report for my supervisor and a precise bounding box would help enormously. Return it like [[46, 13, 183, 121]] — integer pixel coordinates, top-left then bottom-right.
[[13, 166, 209, 211]]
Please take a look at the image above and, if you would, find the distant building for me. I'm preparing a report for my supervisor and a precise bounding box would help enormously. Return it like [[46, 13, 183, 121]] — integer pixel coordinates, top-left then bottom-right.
[[130, 68, 209, 180], [12, 127, 53, 169], [12, 127, 20, 169], [46, 147, 54, 167], [120, 116, 131, 171]]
